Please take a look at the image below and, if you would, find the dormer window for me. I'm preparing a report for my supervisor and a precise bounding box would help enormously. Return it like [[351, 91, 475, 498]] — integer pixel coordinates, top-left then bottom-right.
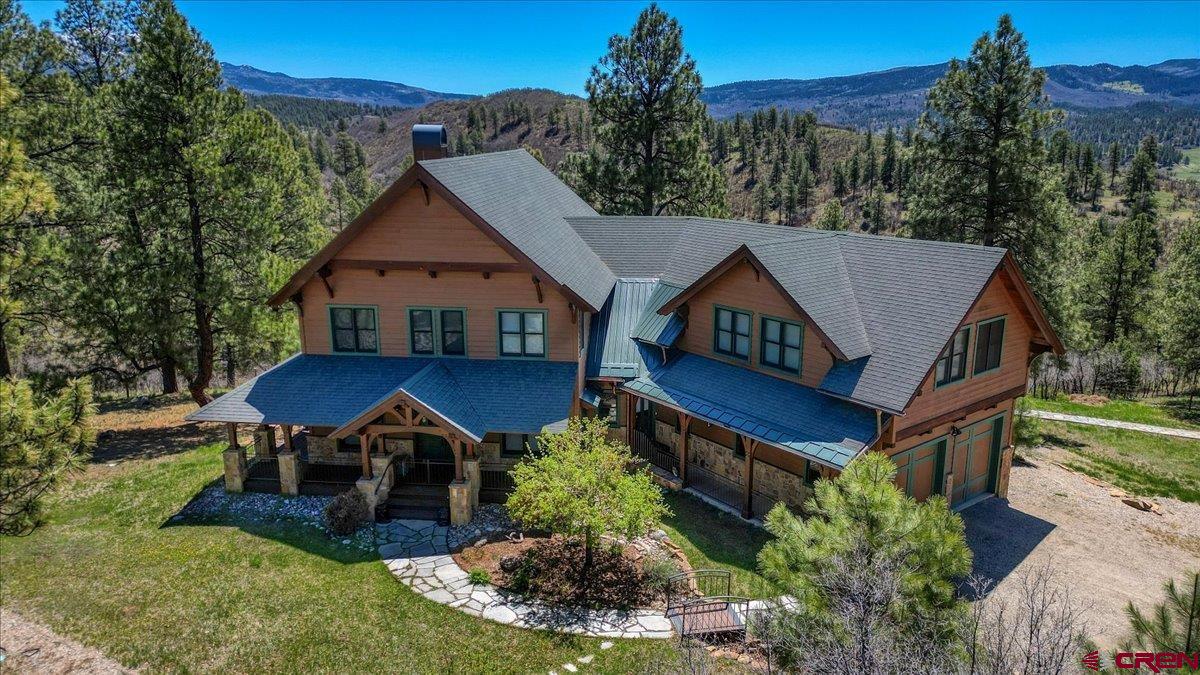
[[974, 317, 1005, 375], [760, 316, 803, 374], [935, 326, 970, 387], [714, 307, 751, 360]]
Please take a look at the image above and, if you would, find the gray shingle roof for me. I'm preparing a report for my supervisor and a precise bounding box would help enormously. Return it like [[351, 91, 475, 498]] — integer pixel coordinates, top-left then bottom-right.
[[186, 354, 576, 439], [566, 215, 1007, 413], [420, 151, 615, 311], [622, 347, 877, 469]]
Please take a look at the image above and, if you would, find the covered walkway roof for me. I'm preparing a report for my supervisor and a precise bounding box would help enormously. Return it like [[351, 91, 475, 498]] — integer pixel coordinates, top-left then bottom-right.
[[621, 347, 879, 469], [186, 354, 576, 441]]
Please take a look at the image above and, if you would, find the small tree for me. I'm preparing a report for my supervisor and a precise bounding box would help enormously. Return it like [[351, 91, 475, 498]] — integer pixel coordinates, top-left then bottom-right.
[[1125, 571, 1199, 656], [1, 378, 95, 535], [757, 452, 972, 671], [506, 417, 668, 580]]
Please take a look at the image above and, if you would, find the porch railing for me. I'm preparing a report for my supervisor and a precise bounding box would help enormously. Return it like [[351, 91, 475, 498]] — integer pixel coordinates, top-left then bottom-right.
[[688, 462, 743, 510], [480, 463, 516, 493], [630, 429, 679, 475], [395, 457, 456, 486]]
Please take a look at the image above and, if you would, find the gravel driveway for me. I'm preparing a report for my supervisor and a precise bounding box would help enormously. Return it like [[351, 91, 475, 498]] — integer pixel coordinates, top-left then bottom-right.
[[962, 455, 1200, 648]]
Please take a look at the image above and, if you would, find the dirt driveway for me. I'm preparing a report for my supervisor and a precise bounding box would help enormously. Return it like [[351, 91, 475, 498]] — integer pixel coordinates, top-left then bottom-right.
[[962, 455, 1200, 647]]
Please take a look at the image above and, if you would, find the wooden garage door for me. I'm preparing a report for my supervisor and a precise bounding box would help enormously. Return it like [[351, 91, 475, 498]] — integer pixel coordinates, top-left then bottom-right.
[[891, 437, 947, 502], [952, 413, 1005, 504]]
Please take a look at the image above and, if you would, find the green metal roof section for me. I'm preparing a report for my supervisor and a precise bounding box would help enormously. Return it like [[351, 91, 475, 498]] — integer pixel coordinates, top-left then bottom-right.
[[622, 347, 877, 469], [629, 282, 686, 347], [586, 278, 659, 379]]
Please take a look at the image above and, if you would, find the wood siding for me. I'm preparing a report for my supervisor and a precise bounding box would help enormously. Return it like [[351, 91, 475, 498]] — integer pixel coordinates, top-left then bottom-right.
[[896, 270, 1032, 435], [298, 184, 576, 359], [675, 259, 834, 387]]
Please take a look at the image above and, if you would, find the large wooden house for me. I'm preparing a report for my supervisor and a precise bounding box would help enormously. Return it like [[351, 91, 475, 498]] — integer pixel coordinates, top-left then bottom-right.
[[189, 125, 1064, 525]]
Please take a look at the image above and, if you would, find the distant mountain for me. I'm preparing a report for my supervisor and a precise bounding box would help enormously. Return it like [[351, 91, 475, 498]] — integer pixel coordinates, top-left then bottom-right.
[[221, 63, 475, 107], [701, 59, 1200, 127]]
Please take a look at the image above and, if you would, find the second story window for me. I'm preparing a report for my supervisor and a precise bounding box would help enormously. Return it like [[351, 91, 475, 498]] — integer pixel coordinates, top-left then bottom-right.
[[409, 308, 466, 356], [330, 306, 378, 354], [761, 317, 803, 374], [935, 326, 970, 387], [499, 310, 545, 358], [714, 307, 751, 360], [974, 317, 1005, 374]]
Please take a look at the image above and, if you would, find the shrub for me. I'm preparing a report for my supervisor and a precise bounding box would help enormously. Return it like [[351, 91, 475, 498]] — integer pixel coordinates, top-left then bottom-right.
[[641, 554, 681, 594], [324, 489, 369, 535], [468, 568, 491, 585]]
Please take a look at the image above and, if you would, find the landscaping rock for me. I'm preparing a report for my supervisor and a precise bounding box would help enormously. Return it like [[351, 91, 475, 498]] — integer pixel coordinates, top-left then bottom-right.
[[650, 528, 668, 541], [499, 555, 523, 573], [1122, 497, 1160, 512]]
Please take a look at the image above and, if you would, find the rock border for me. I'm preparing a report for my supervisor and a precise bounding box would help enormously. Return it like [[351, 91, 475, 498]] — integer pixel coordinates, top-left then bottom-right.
[[376, 518, 675, 639]]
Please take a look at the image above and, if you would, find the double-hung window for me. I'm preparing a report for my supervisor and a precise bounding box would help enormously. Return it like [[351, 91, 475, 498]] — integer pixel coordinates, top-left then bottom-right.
[[714, 307, 751, 360], [760, 317, 803, 374], [330, 306, 378, 354], [498, 310, 545, 358], [974, 317, 1005, 375], [408, 308, 466, 356], [935, 326, 970, 386]]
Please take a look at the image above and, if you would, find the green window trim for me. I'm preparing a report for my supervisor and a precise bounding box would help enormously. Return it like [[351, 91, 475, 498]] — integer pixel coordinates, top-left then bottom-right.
[[934, 326, 971, 389], [496, 309, 548, 359], [759, 314, 804, 375], [407, 307, 468, 357], [973, 316, 1006, 376], [328, 305, 380, 355], [713, 305, 752, 360]]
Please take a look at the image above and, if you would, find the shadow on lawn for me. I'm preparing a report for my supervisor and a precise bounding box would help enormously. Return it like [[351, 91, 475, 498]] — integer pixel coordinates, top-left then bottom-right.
[[959, 498, 1056, 600], [160, 478, 376, 564]]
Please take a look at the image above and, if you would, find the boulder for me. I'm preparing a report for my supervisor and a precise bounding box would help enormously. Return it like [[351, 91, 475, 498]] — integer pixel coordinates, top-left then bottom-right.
[[499, 555, 523, 573]]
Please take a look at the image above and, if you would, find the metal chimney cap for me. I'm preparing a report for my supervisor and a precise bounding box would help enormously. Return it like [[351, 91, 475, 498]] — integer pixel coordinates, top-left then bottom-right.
[[412, 124, 448, 160]]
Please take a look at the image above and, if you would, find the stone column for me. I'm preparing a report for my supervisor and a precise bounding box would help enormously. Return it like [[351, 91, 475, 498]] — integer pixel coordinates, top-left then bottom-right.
[[223, 447, 247, 493], [278, 452, 301, 496], [356, 477, 378, 522], [254, 425, 277, 459], [943, 473, 955, 506], [448, 480, 472, 526], [463, 458, 481, 509], [995, 445, 1015, 499]]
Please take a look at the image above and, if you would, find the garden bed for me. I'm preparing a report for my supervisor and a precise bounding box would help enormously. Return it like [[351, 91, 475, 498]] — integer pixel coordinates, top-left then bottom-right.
[[452, 531, 691, 610]]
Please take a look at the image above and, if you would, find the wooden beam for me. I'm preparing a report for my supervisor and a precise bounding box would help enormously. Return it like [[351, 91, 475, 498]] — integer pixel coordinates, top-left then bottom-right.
[[359, 433, 372, 479], [467, 442, 476, 459], [896, 384, 1027, 441], [624, 390, 636, 447], [741, 436, 757, 519], [533, 276, 543, 303], [362, 424, 448, 436], [317, 266, 334, 298], [226, 423, 239, 450], [451, 436, 464, 482], [282, 424, 294, 451], [289, 293, 304, 316], [418, 179, 430, 205], [677, 414, 691, 486], [328, 259, 526, 274]]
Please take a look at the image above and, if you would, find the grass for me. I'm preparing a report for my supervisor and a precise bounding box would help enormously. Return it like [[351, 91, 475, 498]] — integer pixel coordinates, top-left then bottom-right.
[[658, 491, 778, 599], [0, 443, 682, 673], [1021, 394, 1200, 430], [1171, 147, 1200, 182], [1039, 420, 1200, 504]]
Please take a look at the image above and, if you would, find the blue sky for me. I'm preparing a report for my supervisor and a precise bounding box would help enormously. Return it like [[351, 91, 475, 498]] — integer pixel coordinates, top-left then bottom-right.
[[21, 1, 1200, 95]]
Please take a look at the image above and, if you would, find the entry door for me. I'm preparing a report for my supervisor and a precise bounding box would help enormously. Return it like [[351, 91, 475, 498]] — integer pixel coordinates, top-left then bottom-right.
[[952, 414, 1005, 504], [891, 438, 946, 502], [413, 433, 454, 461]]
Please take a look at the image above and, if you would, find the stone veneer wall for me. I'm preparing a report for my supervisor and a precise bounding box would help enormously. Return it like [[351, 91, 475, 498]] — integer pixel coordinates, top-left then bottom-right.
[[306, 435, 414, 465], [753, 461, 809, 513]]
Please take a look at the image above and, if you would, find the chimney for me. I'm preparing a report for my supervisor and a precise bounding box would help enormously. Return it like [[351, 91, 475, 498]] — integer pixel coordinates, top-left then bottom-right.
[[412, 124, 448, 161]]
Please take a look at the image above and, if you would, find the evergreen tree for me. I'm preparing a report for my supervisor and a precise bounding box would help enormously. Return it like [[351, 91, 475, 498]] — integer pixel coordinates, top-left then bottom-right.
[[1081, 215, 1158, 345], [1107, 140, 1120, 188], [815, 200, 848, 231], [1124, 136, 1158, 219], [908, 15, 1069, 330], [563, 4, 725, 217], [863, 187, 886, 234], [881, 126, 898, 190], [1124, 572, 1200, 657], [832, 163, 848, 198], [1160, 219, 1200, 403]]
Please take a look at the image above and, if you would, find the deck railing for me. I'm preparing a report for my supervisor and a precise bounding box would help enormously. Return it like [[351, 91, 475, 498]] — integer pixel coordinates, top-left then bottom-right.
[[688, 462, 743, 510], [630, 429, 679, 475], [395, 457, 456, 486], [480, 463, 516, 493]]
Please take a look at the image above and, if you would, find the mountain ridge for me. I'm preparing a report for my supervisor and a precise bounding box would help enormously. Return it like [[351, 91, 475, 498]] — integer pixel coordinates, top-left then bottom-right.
[[221, 63, 476, 107]]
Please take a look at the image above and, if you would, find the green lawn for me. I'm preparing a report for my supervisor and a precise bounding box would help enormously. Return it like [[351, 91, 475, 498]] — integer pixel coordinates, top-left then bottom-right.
[[1039, 420, 1200, 504], [0, 443, 684, 673], [1022, 395, 1200, 430], [1171, 147, 1200, 182], [659, 491, 778, 599]]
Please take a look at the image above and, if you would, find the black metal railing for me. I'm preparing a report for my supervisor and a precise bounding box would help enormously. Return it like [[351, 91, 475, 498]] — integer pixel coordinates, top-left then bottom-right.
[[480, 463, 516, 493], [751, 491, 780, 519], [688, 462, 743, 510], [630, 429, 679, 475], [246, 457, 280, 480], [665, 569, 733, 614], [395, 457, 456, 486]]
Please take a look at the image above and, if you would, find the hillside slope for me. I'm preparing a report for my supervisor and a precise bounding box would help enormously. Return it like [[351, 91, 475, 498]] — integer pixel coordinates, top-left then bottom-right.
[[222, 63, 475, 107]]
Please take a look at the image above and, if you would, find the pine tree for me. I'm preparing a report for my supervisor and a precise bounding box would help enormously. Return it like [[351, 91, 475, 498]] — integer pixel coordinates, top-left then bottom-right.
[[1160, 219, 1200, 404], [1107, 140, 1120, 188], [815, 200, 848, 231], [1081, 215, 1158, 344], [1124, 136, 1158, 219], [1125, 572, 1200, 656], [908, 15, 1069, 330], [863, 187, 886, 234], [881, 126, 898, 191], [563, 4, 725, 217]]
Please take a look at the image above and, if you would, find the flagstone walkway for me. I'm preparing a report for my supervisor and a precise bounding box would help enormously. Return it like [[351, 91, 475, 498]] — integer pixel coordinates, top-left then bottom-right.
[[375, 519, 675, 639]]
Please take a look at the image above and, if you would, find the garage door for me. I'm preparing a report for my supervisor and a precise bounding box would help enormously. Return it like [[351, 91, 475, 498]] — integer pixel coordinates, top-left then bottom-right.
[[891, 437, 947, 502], [952, 413, 1005, 505]]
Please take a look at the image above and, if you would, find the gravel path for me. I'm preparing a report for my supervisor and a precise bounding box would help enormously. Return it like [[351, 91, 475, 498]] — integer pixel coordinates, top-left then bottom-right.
[[962, 455, 1200, 648], [0, 609, 132, 674], [1024, 410, 1200, 440]]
